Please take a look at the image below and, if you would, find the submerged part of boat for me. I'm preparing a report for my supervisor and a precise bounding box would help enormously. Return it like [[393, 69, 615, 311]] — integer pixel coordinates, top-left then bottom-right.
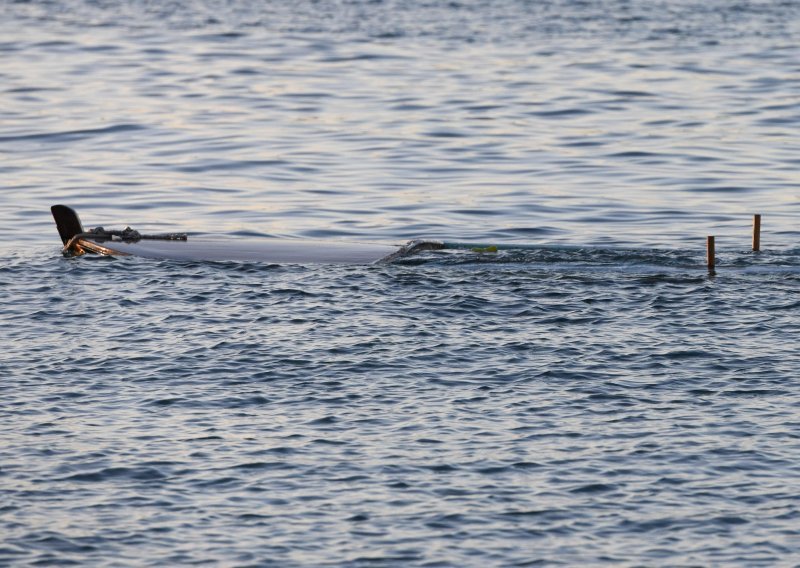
[[51, 205, 444, 264]]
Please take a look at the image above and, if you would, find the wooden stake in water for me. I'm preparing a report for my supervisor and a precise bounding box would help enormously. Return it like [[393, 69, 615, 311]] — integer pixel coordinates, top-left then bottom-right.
[[752, 214, 761, 252], [707, 236, 716, 274]]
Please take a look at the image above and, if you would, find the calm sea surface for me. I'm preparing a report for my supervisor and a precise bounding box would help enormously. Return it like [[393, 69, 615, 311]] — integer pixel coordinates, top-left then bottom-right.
[[2, 1, 800, 565]]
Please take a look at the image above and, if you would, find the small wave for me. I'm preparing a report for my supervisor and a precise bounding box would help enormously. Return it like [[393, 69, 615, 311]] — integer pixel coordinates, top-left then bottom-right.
[[392, 245, 800, 275], [529, 108, 594, 118], [0, 124, 145, 144], [172, 159, 287, 173], [61, 467, 167, 483]]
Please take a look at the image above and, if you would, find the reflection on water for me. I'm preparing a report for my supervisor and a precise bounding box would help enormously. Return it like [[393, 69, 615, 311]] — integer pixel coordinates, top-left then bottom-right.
[[2, 0, 798, 249]]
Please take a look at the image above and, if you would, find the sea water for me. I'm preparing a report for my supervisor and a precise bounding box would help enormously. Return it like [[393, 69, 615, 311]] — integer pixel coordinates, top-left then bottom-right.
[[1, 1, 799, 565]]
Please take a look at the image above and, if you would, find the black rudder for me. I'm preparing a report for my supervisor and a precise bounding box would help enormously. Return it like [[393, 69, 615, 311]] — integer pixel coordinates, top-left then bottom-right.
[[51, 205, 85, 244]]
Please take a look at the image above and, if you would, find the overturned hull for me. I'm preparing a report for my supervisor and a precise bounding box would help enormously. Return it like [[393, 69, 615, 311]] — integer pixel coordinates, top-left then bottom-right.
[[51, 205, 442, 264], [73, 235, 402, 264]]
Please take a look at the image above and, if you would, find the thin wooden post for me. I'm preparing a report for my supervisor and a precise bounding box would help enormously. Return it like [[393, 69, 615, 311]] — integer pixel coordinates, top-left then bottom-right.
[[752, 214, 761, 252], [707, 236, 716, 274]]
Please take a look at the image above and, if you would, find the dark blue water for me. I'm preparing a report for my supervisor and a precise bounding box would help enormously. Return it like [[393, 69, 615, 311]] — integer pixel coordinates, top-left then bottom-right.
[[2, 1, 800, 565]]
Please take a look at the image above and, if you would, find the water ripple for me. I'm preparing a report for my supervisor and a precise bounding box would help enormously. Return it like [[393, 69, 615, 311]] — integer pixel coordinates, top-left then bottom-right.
[[2, 1, 800, 566], [0, 124, 145, 144]]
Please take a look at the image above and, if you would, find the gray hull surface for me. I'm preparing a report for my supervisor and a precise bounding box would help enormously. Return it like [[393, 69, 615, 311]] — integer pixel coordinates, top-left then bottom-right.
[[78, 236, 402, 264]]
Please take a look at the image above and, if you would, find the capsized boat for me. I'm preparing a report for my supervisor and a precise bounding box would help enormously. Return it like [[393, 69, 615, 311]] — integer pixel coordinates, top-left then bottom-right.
[[51, 205, 444, 264]]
